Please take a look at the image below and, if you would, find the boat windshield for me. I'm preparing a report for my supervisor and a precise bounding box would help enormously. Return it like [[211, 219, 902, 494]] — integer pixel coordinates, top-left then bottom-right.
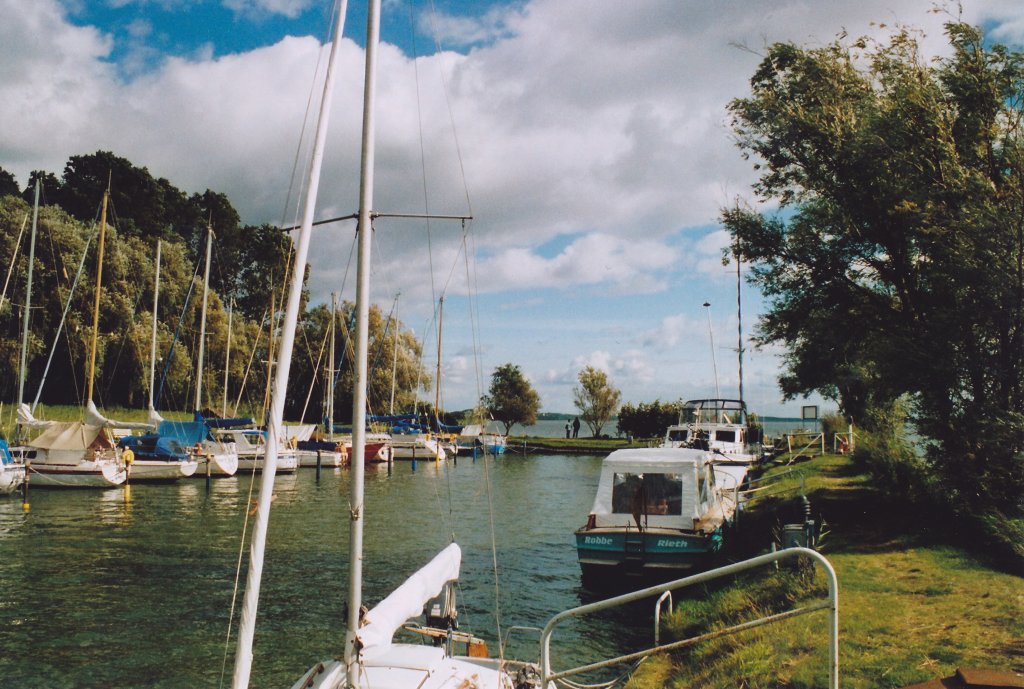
[[611, 472, 683, 515]]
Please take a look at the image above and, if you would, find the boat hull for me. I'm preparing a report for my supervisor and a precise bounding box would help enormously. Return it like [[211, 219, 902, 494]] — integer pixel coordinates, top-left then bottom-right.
[[236, 451, 298, 474], [28, 458, 127, 488], [127, 459, 199, 482], [0, 464, 26, 493], [575, 526, 724, 586], [296, 449, 344, 468]]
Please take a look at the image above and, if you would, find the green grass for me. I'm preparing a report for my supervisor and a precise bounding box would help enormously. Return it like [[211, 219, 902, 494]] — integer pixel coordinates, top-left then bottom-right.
[[0, 403, 195, 439], [628, 453, 1024, 689]]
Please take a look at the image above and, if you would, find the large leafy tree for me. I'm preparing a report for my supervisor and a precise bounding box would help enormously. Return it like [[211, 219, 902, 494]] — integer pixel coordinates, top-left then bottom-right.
[[723, 23, 1024, 520], [482, 363, 540, 434], [573, 366, 621, 437]]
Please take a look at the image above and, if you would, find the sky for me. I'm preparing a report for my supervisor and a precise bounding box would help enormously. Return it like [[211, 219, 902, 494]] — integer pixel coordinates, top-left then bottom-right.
[[2, 0, 1022, 417]]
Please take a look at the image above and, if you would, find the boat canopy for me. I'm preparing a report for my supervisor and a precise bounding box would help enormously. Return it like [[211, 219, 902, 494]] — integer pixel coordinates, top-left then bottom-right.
[[281, 425, 316, 442], [680, 398, 747, 426], [120, 433, 189, 460], [27, 421, 114, 451], [157, 420, 212, 445], [590, 448, 709, 529], [358, 543, 462, 660], [201, 414, 256, 429], [0, 438, 12, 465], [459, 424, 483, 437]]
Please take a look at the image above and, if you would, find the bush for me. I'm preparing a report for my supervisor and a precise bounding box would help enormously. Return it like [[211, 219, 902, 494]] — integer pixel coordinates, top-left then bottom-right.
[[851, 398, 935, 505]]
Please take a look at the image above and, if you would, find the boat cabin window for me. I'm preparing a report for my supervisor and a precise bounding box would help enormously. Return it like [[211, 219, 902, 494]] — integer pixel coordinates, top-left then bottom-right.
[[666, 429, 688, 442], [611, 472, 683, 515], [714, 430, 736, 443]]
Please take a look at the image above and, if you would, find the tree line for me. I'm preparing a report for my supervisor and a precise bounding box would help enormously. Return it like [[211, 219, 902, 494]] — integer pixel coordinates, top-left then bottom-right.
[[722, 21, 1023, 562], [0, 151, 433, 423]]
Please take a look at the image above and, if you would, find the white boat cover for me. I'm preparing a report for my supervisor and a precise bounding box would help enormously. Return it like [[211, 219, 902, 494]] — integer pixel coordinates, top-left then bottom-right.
[[27, 421, 112, 450], [590, 447, 708, 528], [147, 407, 165, 427], [17, 403, 53, 429], [281, 424, 316, 442], [358, 543, 462, 660], [85, 400, 157, 431], [459, 424, 482, 438]]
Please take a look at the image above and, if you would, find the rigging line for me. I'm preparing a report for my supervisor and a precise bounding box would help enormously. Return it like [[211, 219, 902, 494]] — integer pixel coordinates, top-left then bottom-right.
[[31, 230, 95, 413], [234, 309, 268, 415], [462, 230, 484, 403], [426, 0, 474, 215], [298, 324, 331, 424], [99, 282, 146, 405], [0, 212, 28, 315], [409, 11, 438, 317], [155, 257, 202, 410], [276, 0, 340, 236]]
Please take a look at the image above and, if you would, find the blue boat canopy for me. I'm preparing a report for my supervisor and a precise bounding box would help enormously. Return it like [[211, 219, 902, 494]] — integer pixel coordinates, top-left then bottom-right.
[[158, 420, 212, 445], [199, 412, 256, 429], [0, 438, 12, 465], [120, 433, 190, 460]]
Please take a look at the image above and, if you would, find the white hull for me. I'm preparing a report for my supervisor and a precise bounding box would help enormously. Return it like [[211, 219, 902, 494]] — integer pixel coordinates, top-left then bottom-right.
[[127, 459, 199, 482], [27, 452, 126, 488], [237, 450, 298, 474], [391, 436, 446, 461], [0, 464, 26, 493], [293, 648, 512, 689], [296, 450, 345, 467], [191, 448, 239, 477]]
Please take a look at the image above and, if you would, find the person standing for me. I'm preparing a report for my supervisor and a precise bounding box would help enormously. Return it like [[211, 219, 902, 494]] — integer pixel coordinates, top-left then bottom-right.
[[565, 421, 571, 439], [572, 417, 580, 438]]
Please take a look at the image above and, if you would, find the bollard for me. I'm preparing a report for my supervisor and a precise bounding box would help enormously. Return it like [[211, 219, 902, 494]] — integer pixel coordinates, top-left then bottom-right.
[[21, 460, 30, 511], [316, 449, 322, 482], [205, 453, 212, 492], [411, 456, 417, 472]]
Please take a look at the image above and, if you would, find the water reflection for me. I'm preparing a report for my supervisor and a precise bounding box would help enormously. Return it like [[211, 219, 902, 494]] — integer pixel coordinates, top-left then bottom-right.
[[0, 454, 661, 688]]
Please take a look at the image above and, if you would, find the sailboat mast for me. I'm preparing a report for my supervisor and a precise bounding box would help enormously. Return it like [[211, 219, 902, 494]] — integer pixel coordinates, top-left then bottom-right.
[[230, 1, 349, 686], [434, 296, 444, 423], [17, 182, 40, 410], [86, 190, 109, 404], [328, 292, 336, 441], [389, 295, 399, 415], [346, 1, 382, 684], [148, 240, 162, 410], [736, 247, 744, 405], [223, 302, 232, 417], [195, 226, 213, 412]]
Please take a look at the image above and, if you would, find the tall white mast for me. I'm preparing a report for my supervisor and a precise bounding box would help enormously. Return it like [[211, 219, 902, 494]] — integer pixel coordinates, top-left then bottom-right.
[[230, 1, 350, 686], [195, 226, 213, 413], [17, 181, 40, 412], [345, 2, 382, 685], [328, 292, 336, 441], [148, 240, 162, 411], [223, 302, 233, 417]]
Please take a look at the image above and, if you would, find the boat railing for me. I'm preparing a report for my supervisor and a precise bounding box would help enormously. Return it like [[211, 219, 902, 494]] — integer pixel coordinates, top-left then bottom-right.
[[653, 591, 673, 646], [738, 467, 805, 503], [539, 547, 838, 689]]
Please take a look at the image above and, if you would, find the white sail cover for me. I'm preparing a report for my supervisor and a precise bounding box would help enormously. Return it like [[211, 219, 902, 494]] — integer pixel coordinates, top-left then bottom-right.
[[281, 424, 316, 442], [357, 543, 462, 660], [85, 399, 156, 431], [17, 403, 53, 429]]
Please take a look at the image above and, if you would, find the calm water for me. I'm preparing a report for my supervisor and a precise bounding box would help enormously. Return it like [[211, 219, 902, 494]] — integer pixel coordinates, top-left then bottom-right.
[[0, 454, 655, 688]]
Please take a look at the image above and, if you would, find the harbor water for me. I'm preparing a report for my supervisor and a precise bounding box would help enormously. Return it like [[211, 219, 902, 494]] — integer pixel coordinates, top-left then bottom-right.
[[0, 454, 653, 688]]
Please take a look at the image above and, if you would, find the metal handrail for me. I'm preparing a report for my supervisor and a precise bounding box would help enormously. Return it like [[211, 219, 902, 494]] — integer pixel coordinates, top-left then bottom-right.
[[539, 547, 838, 689], [653, 591, 673, 646]]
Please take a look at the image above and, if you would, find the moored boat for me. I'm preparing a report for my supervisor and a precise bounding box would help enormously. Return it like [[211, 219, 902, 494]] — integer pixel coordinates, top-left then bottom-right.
[[574, 446, 740, 587], [662, 398, 763, 464], [0, 438, 26, 494], [117, 432, 198, 482]]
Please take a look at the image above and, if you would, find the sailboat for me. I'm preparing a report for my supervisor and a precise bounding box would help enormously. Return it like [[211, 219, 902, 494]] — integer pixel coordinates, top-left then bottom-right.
[[16, 189, 142, 488], [117, 240, 200, 482], [148, 227, 239, 477], [230, 2, 524, 687]]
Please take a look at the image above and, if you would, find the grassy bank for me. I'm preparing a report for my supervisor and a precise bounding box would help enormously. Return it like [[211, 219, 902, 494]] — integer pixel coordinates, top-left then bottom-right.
[[629, 453, 1023, 689], [506, 435, 650, 454]]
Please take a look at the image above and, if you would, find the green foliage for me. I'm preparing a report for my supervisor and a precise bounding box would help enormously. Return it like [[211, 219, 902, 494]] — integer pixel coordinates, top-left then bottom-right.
[[482, 363, 540, 435], [0, 167, 18, 198], [852, 399, 934, 505], [573, 366, 621, 437], [616, 398, 680, 438], [724, 22, 1024, 526]]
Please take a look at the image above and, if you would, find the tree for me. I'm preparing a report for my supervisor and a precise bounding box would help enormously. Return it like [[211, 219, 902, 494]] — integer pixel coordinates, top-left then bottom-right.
[[617, 399, 680, 439], [0, 167, 19, 198], [573, 366, 621, 437], [482, 363, 540, 435], [723, 22, 1024, 530]]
